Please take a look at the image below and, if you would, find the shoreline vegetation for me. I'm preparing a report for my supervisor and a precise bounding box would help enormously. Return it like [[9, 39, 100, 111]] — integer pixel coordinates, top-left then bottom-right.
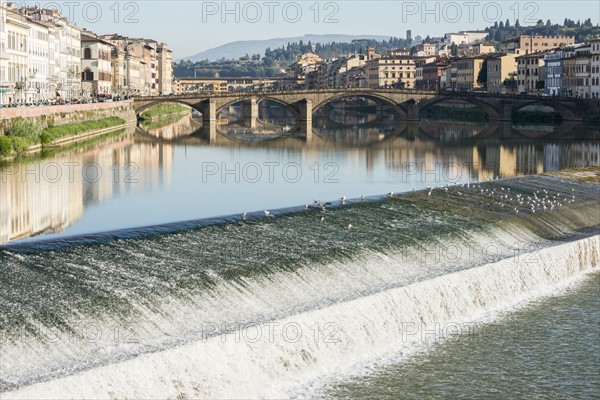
[[0, 117, 127, 160], [139, 104, 191, 121]]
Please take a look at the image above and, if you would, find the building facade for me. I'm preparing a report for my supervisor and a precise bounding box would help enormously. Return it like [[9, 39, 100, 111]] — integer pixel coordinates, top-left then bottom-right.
[[516, 51, 547, 94], [487, 53, 518, 94], [81, 32, 114, 97], [591, 38, 600, 99]]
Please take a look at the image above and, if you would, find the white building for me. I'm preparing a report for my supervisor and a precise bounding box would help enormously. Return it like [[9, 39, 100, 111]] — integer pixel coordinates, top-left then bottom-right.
[[4, 5, 28, 104], [25, 17, 49, 103], [81, 32, 114, 97], [544, 49, 564, 96], [445, 31, 488, 45], [590, 38, 600, 99]]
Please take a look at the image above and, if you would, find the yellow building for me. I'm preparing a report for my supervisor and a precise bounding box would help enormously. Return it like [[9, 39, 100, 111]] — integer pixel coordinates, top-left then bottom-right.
[[365, 56, 421, 89], [453, 55, 487, 91], [516, 51, 547, 94], [486, 53, 518, 94]]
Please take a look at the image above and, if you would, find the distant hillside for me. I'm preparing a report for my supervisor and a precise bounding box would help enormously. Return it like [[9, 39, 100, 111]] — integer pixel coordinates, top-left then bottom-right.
[[180, 34, 392, 62]]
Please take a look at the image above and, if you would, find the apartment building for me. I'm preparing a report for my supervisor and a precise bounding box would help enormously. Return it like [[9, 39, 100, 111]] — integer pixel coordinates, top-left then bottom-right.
[[516, 51, 547, 94], [453, 55, 487, 91], [81, 32, 114, 97], [591, 38, 600, 99], [486, 53, 518, 94], [544, 48, 564, 96], [366, 56, 418, 89], [25, 17, 49, 103], [518, 35, 575, 55], [572, 44, 592, 98], [3, 5, 28, 104], [157, 43, 173, 95]]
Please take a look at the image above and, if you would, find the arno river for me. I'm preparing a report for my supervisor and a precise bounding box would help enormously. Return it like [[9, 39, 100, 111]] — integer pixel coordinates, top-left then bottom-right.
[[1, 112, 598, 245]]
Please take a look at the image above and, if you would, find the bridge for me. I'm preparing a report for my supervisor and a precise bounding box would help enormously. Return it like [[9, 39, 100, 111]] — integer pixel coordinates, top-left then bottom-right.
[[133, 89, 599, 138]]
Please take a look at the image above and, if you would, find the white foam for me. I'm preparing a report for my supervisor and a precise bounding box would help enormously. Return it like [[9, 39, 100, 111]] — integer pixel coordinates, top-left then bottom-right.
[[3, 235, 598, 399]]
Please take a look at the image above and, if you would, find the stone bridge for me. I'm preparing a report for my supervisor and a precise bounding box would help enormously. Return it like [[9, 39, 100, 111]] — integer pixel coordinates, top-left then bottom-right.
[[133, 89, 598, 138]]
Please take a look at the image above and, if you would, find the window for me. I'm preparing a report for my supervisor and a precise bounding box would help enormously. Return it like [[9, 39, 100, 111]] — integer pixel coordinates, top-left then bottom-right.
[[84, 47, 92, 59], [82, 69, 93, 81]]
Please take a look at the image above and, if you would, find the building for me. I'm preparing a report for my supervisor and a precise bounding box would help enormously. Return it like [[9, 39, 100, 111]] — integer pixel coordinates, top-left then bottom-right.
[[0, 4, 6, 104], [453, 55, 487, 91], [518, 35, 575, 55], [3, 5, 28, 104], [414, 56, 438, 88], [365, 56, 418, 89], [470, 42, 496, 55], [81, 31, 114, 97], [573, 44, 592, 98], [516, 51, 547, 94], [25, 17, 49, 103], [413, 43, 436, 57], [418, 62, 450, 91], [19, 6, 83, 102], [445, 31, 488, 45], [157, 43, 173, 95], [486, 53, 518, 94], [591, 38, 600, 99], [285, 52, 323, 82], [100, 34, 160, 97], [544, 48, 564, 96]]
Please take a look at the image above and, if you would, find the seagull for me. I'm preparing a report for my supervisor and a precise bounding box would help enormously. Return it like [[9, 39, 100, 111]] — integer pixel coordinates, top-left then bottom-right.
[[389, 192, 394, 197], [340, 196, 346, 203], [264, 210, 271, 217], [347, 224, 353, 229], [360, 195, 365, 201], [241, 211, 247, 220], [320, 216, 325, 222], [304, 204, 309, 210], [428, 188, 432, 196]]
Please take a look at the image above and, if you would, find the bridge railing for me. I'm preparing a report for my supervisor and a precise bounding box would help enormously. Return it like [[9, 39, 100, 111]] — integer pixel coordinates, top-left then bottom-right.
[[134, 88, 598, 104]]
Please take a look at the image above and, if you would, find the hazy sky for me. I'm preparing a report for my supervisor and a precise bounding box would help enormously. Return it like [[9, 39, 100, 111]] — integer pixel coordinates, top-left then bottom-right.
[[17, 1, 600, 58]]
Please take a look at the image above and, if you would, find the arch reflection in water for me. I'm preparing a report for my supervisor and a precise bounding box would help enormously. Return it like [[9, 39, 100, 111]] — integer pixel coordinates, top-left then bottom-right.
[[312, 96, 402, 144], [217, 99, 298, 139]]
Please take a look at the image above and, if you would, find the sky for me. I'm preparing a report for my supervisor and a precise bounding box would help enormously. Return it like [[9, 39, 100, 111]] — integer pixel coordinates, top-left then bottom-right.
[[15, 0, 600, 58]]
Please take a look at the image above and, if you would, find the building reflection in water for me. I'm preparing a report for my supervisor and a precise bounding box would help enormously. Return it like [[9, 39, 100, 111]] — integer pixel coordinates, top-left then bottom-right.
[[0, 130, 175, 244], [1, 114, 598, 244]]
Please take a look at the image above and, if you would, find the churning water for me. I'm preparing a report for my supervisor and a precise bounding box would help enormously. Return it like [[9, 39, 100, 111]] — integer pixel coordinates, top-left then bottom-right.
[[1, 172, 599, 398]]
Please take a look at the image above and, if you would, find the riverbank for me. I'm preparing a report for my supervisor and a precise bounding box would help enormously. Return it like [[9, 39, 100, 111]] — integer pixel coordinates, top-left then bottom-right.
[[0, 118, 132, 161], [138, 103, 191, 121]]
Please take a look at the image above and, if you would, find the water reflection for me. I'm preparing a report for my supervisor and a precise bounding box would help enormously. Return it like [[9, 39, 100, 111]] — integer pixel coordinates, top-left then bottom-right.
[[1, 126, 175, 244], [1, 115, 598, 244]]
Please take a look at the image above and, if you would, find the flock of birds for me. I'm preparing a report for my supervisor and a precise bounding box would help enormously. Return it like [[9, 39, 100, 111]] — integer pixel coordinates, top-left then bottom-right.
[[421, 181, 578, 215], [239, 181, 579, 228]]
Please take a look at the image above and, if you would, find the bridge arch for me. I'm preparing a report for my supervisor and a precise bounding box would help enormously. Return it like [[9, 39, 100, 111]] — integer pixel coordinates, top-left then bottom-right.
[[312, 92, 409, 119], [512, 100, 580, 121], [417, 96, 501, 120], [134, 99, 204, 118]]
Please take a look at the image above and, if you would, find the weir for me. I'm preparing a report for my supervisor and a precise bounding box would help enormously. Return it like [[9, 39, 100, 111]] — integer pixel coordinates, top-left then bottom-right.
[[1, 174, 599, 398]]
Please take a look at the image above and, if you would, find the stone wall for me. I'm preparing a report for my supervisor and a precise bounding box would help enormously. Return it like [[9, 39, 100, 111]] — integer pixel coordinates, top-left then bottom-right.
[[0, 101, 137, 135]]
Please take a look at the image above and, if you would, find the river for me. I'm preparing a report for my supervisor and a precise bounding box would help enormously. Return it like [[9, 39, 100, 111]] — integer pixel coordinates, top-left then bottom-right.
[[0, 114, 598, 398]]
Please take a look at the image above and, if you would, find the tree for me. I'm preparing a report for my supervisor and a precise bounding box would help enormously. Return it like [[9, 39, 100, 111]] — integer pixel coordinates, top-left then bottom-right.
[[499, 21, 504, 29], [494, 21, 498, 28], [515, 19, 521, 28], [546, 19, 552, 27], [505, 19, 511, 28], [477, 60, 488, 86]]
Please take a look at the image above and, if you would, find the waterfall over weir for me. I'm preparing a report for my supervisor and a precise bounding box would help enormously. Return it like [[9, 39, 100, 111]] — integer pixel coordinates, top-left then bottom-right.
[[1, 175, 599, 398], [3, 237, 598, 399]]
